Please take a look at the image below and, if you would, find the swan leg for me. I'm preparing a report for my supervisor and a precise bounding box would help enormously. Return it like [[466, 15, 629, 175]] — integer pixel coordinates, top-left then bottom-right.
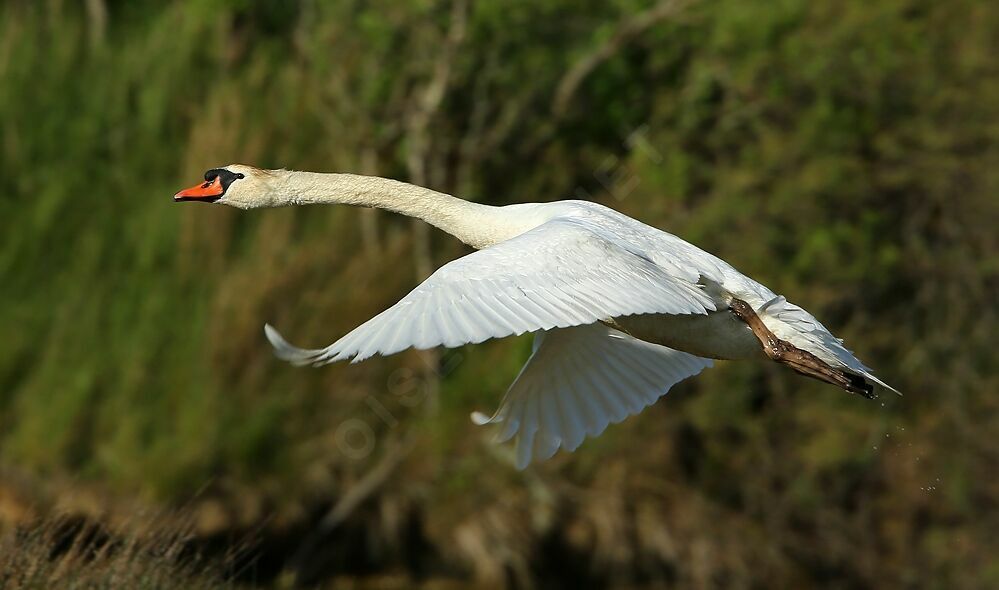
[[728, 299, 875, 399]]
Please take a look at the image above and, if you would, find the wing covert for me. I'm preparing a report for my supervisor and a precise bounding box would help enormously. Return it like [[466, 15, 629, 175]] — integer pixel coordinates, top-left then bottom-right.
[[266, 218, 716, 366]]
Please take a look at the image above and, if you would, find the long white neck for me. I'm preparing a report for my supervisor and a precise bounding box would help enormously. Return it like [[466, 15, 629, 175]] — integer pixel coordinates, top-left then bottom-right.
[[260, 170, 536, 249]]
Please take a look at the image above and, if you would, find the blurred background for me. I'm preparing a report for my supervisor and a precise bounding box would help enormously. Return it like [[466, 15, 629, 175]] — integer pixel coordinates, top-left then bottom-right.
[[1, 0, 997, 588]]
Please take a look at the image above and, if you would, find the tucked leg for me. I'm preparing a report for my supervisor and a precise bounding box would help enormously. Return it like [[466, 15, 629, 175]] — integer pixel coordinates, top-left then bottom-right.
[[728, 298, 875, 399]]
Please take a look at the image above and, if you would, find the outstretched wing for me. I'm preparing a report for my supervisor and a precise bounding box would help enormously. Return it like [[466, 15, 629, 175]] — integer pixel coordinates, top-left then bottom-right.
[[473, 323, 713, 468], [266, 217, 717, 366]]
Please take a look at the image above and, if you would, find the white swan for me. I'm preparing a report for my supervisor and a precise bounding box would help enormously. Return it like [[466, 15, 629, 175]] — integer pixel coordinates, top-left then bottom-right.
[[176, 165, 896, 468]]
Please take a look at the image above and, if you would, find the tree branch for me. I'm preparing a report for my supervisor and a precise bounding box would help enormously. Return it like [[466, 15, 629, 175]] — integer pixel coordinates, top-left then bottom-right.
[[552, 0, 695, 118]]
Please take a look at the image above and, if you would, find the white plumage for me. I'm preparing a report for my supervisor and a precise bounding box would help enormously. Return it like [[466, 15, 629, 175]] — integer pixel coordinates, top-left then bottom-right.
[[176, 166, 896, 467], [472, 323, 712, 469], [266, 217, 716, 366]]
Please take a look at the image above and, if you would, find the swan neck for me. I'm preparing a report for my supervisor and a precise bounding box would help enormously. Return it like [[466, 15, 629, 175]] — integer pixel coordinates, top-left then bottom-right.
[[269, 171, 514, 248]]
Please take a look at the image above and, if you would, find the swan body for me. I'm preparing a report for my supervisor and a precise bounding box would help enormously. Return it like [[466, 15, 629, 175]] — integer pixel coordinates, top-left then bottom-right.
[[176, 165, 895, 468]]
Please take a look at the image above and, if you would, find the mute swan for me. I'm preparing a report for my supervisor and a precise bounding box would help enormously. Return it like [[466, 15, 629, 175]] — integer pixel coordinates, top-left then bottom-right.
[[176, 165, 896, 468]]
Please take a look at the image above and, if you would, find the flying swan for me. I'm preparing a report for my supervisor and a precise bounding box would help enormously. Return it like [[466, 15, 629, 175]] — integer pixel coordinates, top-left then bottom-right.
[[175, 165, 897, 468]]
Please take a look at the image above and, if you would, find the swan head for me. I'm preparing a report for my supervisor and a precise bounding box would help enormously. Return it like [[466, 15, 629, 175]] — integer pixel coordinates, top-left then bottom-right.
[[174, 164, 279, 209]]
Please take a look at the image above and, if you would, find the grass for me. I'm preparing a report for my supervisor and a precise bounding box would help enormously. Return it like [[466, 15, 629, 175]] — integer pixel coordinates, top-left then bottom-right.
[[0, 515, 228, 590]]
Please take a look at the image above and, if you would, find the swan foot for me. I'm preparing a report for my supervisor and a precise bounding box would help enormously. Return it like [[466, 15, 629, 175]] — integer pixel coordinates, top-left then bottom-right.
[[729, 298, 875, 399]]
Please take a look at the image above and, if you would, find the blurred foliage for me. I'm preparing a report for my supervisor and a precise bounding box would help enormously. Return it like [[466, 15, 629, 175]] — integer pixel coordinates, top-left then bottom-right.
[[0, 0, 997, 587]]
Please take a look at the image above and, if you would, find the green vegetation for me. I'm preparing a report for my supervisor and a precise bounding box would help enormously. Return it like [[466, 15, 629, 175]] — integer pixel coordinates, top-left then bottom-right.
[[0, 512, 227, 590], [1, 0, 997, 587]]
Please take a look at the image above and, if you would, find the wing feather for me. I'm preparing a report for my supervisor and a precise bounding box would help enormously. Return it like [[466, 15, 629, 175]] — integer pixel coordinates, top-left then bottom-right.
[[475, 323, 712, 468], [266, 218, 716, 365]]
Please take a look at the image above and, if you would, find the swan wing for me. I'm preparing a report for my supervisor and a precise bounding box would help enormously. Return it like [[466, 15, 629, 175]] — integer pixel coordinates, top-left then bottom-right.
[[472, 323, 712, 468], [265, 217, 716, 365]]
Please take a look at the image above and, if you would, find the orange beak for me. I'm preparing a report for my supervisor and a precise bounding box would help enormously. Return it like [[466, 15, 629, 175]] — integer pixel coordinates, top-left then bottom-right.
[[174, 176, 224, 202]]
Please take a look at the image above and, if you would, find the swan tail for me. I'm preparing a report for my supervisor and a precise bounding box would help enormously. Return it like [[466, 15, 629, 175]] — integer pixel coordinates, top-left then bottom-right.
[[264, 324, 326, 366], [758, 297, 900, 396]]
